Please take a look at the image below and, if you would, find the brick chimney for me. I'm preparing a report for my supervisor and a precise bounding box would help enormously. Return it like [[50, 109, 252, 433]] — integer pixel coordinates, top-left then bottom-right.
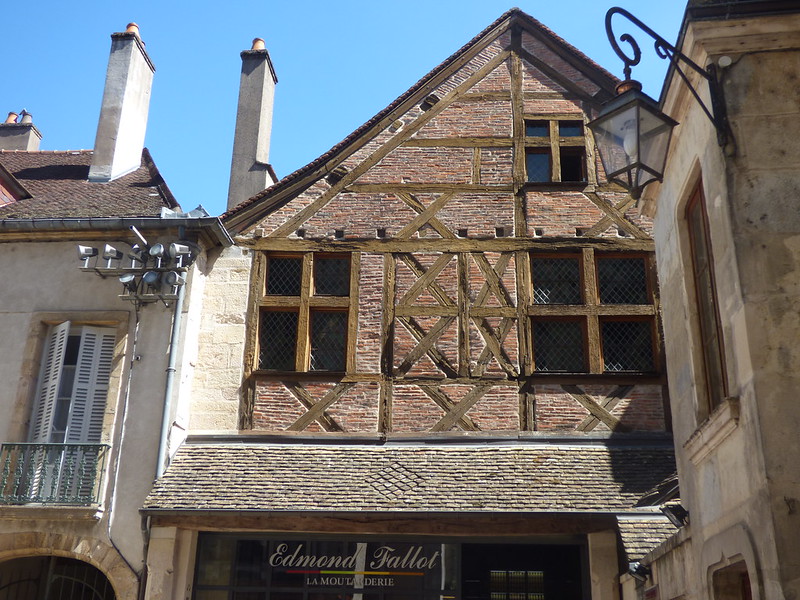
[[89, 23, 155, 182], [0, 111, 42, 151], [227, 38, 278, 210]]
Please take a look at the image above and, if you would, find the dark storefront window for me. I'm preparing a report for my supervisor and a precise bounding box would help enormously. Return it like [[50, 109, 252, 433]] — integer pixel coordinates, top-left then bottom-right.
[[193, 536, 585, 600]]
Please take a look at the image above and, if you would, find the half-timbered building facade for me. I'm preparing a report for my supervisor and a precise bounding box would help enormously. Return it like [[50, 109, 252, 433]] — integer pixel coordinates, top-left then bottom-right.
[[144, 10, 677, 600]]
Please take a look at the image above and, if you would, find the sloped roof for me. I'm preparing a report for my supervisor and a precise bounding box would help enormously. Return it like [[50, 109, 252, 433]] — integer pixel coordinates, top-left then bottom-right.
[[144, 441, 675, 513], [616, 516, 678, 560], [0, 148, 179, 219], [222, 8, 620, 233]]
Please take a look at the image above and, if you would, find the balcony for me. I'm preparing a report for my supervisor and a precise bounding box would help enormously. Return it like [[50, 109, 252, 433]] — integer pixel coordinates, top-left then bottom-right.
[[0, 443, 110, 505]]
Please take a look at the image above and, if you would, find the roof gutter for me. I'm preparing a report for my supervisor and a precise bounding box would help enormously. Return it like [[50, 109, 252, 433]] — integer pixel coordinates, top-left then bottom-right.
[[0, 216, 234, 247]]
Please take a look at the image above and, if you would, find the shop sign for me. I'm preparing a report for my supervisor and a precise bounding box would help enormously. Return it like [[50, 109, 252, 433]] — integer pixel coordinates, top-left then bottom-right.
[[269, 542, 442, 588]]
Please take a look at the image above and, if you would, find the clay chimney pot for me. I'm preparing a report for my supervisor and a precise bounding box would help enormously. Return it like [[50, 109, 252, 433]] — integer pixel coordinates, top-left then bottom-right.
[[4, 112, 18, 124], [251, 38, 266, 51]]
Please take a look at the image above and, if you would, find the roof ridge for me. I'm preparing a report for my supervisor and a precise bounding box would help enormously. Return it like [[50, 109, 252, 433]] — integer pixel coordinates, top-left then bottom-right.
[[0, 149, 94, 155]]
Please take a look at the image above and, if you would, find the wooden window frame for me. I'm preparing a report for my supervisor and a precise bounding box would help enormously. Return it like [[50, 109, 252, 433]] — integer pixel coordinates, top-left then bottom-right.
[[686, 185, 728, 414], [528, 249, 658, 375], [524, 117, 588, 184], [256, 252, 359, 374]]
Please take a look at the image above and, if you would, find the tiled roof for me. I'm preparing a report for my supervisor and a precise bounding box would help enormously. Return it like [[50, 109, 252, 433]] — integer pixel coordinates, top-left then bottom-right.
[[0, 148, 179, 219], [144, 441, 676, 513], [617, 516, 678, 560]]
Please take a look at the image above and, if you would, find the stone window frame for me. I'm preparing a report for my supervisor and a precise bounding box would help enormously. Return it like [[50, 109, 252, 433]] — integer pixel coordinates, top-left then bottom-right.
[[685, 183, 728, 418], [12, 311, 129, 446], [255, 252, 359, 374], [528, 249, 659, 375]]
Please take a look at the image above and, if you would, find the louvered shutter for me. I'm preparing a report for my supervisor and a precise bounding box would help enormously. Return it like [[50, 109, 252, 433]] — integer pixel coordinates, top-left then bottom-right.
[[65, 326, 116, 444], [29, 321, 70, 443]]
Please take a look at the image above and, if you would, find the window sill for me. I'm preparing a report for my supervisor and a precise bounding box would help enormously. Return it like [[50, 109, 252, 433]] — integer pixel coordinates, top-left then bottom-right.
[[523, 181, 591, 192], [0, 504, 103, 521], [684, 396, 740, 465]]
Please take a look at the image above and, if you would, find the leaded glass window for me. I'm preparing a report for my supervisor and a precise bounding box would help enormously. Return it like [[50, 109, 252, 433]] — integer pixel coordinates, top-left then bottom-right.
[[597, 257, 648, 304], [266, 257, 302, 296], [601, 320, 654, 372], [532, 257, 581, 304], [533, 320, 586, 372], [258, 253, 353, 373]]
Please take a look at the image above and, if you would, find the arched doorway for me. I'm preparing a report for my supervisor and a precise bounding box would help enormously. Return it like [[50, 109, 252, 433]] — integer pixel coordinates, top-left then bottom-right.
[[0, 556, 115, 600]]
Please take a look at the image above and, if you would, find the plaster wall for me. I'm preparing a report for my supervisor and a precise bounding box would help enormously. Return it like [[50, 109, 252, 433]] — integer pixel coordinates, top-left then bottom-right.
[[0, 237, 199, 590], [640, 13, 800, 600]]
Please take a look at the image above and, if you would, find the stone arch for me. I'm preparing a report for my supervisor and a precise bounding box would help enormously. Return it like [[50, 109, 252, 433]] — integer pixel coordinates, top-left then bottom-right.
[[701, 522, 763, 600], [0, 531, 139, 600]]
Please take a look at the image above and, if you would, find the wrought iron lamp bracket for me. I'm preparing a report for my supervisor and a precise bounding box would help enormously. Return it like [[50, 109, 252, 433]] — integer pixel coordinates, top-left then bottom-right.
[[606, 7, 728, 146]]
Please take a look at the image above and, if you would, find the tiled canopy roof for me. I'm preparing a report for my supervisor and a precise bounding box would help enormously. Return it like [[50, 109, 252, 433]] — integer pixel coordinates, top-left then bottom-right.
[[617, 516, 678, 560], [144, 441, 676, 513], [0, 148, 178, 219]]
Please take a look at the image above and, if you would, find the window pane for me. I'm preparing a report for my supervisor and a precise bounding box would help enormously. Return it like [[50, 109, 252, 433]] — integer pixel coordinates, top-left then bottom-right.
[[310, 312, 348, 371], [602, 320, 654, 372], [526, 151, 551, 183], [235, 540, 269, 586], [559, 148, 586, 182], [266, 257, 302, 296], [525, 120, 549, 137], [597, 258, 648, 304], [532, 257, 581, 304], [559, 121, 583, 137], [196, 536, 236, 586], [259, 311, 298, 370], [314, 257, 350, 296], [533, 321, 585, 372]]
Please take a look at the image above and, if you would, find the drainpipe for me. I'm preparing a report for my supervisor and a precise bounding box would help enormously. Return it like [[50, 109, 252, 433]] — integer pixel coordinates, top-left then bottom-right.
[[156, 280, 185, 479]]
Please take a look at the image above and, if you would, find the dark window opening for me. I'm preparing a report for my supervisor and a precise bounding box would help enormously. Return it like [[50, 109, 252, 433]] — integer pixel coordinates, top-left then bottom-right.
[[559, 121, 584, 137], [560, 148, 586, 182], [310, 311, 348, 371]]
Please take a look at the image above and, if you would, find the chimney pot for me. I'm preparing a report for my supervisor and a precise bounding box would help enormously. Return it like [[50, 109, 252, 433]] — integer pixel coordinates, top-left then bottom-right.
[[0, 110, 42, 150], [251, 38, 266, 51], [126, 23, 140, 36]]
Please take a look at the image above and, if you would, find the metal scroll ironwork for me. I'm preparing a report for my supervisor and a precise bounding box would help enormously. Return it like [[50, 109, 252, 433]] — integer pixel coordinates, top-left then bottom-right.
[[605, 7, 729, 146]]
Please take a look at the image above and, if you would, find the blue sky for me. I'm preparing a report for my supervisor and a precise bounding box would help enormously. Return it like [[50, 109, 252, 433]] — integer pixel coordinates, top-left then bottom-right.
[[1, 1, 684, 217]]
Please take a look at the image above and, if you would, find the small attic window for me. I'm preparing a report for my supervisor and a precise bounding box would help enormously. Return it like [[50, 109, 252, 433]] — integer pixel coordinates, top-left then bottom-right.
[[525, 117, 587, 184], [327, 166, 348, 184], [0, 164, 31, 205], [420, 94, 440, 111]]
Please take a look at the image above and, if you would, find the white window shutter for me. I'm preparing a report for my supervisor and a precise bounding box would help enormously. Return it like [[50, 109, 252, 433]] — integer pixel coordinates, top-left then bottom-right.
[[65, 327, 116, 444], [29, 321, 71, 443]]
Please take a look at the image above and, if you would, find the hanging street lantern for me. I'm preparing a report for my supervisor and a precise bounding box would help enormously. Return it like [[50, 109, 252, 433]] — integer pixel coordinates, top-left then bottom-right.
[[588, 80, 677, 200], [591, 7, 729, 200]]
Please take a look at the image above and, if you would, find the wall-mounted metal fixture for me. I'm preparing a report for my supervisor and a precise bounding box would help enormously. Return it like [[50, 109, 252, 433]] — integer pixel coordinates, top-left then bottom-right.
[[661, 501, 690, 527], [588, 7, 730, 200], [76, 225, 198, 307], [628, 561, 651, 582]]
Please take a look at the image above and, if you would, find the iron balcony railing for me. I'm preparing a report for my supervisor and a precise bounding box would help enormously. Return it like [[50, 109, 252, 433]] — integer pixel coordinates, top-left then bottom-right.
[[0, 443, 110, 505]]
